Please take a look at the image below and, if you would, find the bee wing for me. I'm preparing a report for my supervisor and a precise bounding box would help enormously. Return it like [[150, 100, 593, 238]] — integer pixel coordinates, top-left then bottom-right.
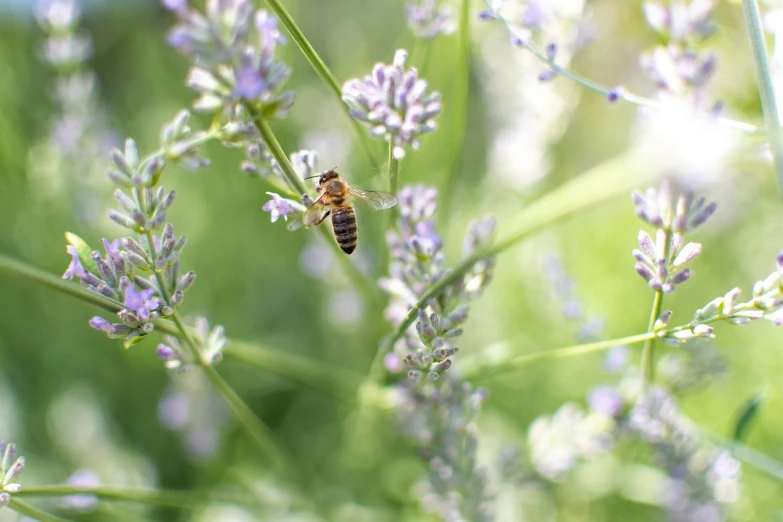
[[303, 194, 328, 226], [348, 188, 398, 211]]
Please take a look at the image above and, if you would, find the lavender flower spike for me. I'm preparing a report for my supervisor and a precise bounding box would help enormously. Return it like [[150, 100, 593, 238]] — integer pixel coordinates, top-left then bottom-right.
[[342, 50, 442, 160], [406, 0, 456, 39]]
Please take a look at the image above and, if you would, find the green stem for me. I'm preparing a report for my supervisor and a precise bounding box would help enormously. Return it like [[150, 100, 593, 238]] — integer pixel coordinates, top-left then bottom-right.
[[463, 331, 658, 381], [247, 108, 377, 300], [15, 486, 205, 509], [705, 431, 783, 482], [226, 340, 361, 401], [168, 312, 292, 473], [260, 0, 379, 167], [640, 228, 669, 394], [485, 0, 762, 135], [368, 152, 644, 380], [388, 141, 399, 197], [443, 0, 471, 210], [200, 361, 294, 473], [0, 252, 356, 397], [387, 142, 400, 228], [8, 498, 72, 522], [640, 289, 664, 394], [0, 254, 120, 314], [742, 0, 783, 194]]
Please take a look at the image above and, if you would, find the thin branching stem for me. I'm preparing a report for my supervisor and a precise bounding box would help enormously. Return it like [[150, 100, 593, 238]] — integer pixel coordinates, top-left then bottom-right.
[[367, 152, 646, 381], [388, 141, 400, 225], [465, 332, 658, 381], [8, 498, 72, 522], [0, 252, 359, 396], [16, 485, 207, 509], [143, 231, 293, 472], [742, 0, 783, 195], [484, 0, 762, 135], [261, 0, 379, 167], [640, 288, 664, 393]]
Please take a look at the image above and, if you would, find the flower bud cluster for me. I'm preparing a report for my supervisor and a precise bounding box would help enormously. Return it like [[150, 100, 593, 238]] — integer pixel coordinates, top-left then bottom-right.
[[641, 1, 718, 106], [0, 441, 25, 509], [631, 180, 715, 294], [343, 50, 442, 160], [164, 1, 294, 120]]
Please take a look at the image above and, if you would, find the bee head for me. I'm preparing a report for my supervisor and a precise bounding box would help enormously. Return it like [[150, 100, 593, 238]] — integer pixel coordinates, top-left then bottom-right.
[[316, 169, 339, 192], [306, 169, 340, 192]]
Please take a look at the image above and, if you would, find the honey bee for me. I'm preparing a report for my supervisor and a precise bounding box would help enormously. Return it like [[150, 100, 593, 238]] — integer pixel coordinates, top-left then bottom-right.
[[303, 169, 397, 254]]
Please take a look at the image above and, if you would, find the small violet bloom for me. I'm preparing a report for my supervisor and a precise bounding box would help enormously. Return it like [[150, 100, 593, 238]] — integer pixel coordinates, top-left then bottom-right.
[[123, 285, 157, 321], [63, 245, 86, 280], [262, 192, 293, 222]]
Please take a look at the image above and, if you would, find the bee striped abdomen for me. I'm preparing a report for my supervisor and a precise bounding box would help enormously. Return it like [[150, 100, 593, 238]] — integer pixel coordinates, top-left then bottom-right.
[[332, 207, 358, 254]]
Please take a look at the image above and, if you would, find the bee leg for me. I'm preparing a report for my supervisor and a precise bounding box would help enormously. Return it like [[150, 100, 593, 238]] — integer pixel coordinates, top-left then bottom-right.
[[315, 209, 331, 226]]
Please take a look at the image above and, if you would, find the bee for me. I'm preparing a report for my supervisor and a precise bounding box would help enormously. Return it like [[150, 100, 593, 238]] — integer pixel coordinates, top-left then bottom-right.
[[303, 169, 397, 254]]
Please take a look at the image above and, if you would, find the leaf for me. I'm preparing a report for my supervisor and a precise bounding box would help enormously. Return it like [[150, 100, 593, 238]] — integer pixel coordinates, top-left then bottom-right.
[[65, 231, 100, 277], [733, 389, 766, 442]]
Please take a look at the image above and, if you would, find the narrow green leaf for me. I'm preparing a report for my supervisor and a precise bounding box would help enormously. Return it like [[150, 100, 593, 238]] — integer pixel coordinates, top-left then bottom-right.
[[65, 231, 99, 276], [733, 389, 766, 442]]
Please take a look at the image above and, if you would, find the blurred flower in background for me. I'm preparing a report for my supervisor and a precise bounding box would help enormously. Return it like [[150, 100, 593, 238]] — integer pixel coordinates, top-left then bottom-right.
[[28, 0, 118, 224], [158, 371, 228, 461]]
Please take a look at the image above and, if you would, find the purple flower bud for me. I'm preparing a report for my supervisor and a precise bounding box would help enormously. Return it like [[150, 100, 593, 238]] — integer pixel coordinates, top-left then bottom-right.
[[157, 344, 175, 360], [89, 316, 112, 333], [607, 86, 625, 103], [672, 242, 701, 268], [671, 268, 692, 285], [545, 42, 557, 61]]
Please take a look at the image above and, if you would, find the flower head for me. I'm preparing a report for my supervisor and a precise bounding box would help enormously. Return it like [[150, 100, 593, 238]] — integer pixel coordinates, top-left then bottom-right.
[[406, 0, 456, 39], [165, 4, 293, 118], [342, 50, 442, 159]]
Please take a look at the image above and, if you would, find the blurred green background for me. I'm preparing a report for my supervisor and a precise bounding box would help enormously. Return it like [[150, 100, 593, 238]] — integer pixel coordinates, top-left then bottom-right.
[[1, 0, 783, 520]]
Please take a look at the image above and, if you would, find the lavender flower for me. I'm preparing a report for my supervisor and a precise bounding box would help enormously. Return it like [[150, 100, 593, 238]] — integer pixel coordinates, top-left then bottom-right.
[[630, 387, 742, 521], [33, 0, 118, 223], [399, 375, 492, 521], [406, 0, 456, 39], [631, 180, 715, 294], [343, 50, 442, 159], [157, 316, 228, 370], [640, 1, 717, 107], [381, 185, 497, 520], [262, 192, 306, 224], [643, 1, 715, 41], [36, 0, 92, 68], [165, 2, 293, 119], [0, 441, 25, 507], [65, 116, 204, 348], [526, 403, 615, 481]]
